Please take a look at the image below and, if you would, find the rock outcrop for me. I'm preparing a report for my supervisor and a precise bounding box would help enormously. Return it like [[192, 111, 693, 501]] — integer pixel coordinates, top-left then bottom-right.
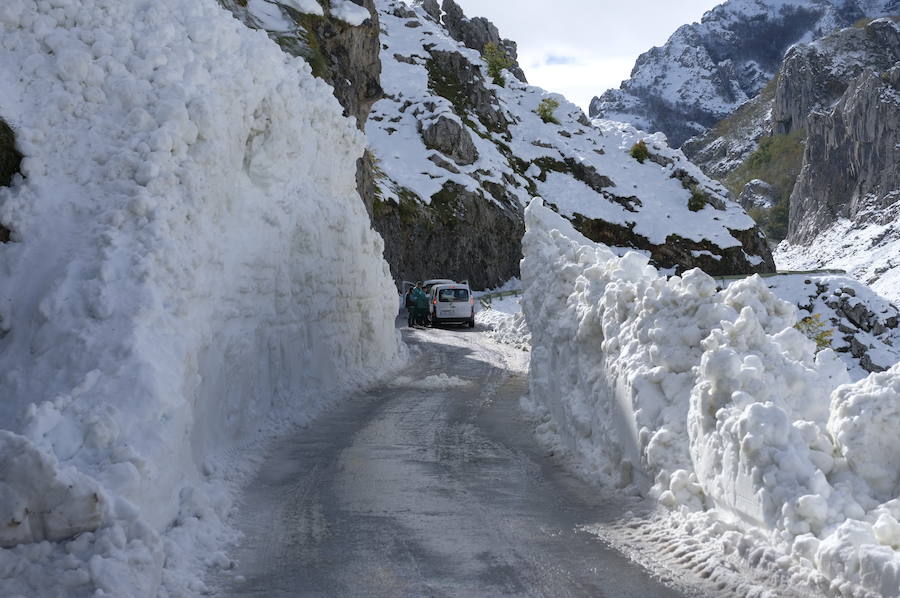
[[590, 0, 898, 148], [775, 62, 900, 303], [779, 276, 900, 374], [788, 66, 900, 244], [738, 179, 777, 211], [680, 16, 900, 249], [774, 17, 900, 136], [420, 115, 478, 165], [219, 0, 382, 128], [439, 0, 527, 83]]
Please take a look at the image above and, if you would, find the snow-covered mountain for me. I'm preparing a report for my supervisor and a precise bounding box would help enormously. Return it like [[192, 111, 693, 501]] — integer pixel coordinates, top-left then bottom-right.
[[590, 0, 899, 147], [364, 0, 775, 284], [683, 17, 900, 185], [223, 0, 777, 286]]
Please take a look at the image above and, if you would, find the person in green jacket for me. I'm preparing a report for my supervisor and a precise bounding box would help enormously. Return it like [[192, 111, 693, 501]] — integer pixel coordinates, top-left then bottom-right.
[[412, 281, 429, 328]]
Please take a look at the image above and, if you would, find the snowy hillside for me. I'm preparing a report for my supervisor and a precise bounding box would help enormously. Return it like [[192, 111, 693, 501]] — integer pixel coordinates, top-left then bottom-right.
[[0, 0, 403, 595], [590, 0, 899, 147], [367, 0, 775, 282], [522, 200, 900, 597]]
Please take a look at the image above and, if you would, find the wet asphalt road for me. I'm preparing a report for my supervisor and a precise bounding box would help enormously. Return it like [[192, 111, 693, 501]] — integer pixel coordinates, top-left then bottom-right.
[[213, 324, 689, 598]]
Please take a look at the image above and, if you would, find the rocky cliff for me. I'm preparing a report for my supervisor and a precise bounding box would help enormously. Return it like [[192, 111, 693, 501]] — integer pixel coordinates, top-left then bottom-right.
[[591, 0, 899, 148], [682, 17, 900, 243], [788, 66, 900, 243], [685, 17, 900, 178], [777, 64, 900, 301]]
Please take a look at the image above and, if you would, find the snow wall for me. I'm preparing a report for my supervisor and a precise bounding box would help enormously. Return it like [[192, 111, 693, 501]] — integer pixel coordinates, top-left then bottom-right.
[[0, 0, 404, 595], [523, 199, 900, 596]]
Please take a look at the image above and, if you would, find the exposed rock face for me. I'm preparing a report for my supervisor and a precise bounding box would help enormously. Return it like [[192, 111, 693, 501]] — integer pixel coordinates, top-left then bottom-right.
[[572, 214, 775, 276], [0, 118, 21, 243], [419, 0, 440, 22], [738, 179, 777, 211], [793, 277, 900, 373], [788, 66, 900, 245], [420, 116, 478, 165], [439, 0, 527, 82], [427, 49, 509, 133], [374, 182, 523, 289], [681, 77, 777, 180], [590, 0, 898, 147], [774, 18, 900, 135], [219, 0, 382, 129], [684, 16, 900, 223]]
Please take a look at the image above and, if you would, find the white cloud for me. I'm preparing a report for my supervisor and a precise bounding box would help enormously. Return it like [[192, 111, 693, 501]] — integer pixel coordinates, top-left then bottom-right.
[[453, 0, 722, 111]]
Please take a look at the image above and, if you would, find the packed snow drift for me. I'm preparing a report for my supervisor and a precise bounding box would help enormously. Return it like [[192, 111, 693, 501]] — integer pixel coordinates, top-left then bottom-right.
[[0, 0, 403, 595], [522, 199, 900, 596]]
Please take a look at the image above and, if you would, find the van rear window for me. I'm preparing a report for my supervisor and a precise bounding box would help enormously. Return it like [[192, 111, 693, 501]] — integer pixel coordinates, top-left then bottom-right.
[[438, 289, 469, 302]]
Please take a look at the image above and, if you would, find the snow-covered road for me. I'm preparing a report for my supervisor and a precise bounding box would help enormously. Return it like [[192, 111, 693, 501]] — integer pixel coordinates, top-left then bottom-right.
[[211, 323, 689, 597]]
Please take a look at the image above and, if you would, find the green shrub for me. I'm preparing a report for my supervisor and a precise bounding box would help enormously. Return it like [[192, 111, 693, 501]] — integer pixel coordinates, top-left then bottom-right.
[[724, 130, 805, 207], [688, 186, 708, 212], [630, 140, 649, 164], [795, 314, 834, 351], [536, 98, 561, 125], [746, 200, 789, 242], [483, 42, 514, 87]]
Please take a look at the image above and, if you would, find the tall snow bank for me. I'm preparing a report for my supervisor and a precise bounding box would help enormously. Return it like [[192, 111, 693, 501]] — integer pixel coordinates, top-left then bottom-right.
[[0, 0, 403, 595], [523, 199, 900, 596]]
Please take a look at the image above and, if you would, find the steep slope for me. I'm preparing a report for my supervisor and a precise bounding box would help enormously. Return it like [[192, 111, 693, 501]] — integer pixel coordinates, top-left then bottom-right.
[[682, 17, 900, 244], [777, 64, 900, 302], [0, 0, 403, 595], [590, 0, 899, 147], [365, 0, 775, 286], [684, 17, 900, 183]]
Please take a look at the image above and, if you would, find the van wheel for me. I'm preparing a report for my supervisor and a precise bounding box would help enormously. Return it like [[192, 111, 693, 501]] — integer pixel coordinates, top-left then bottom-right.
[[467, 318, 475, 328]]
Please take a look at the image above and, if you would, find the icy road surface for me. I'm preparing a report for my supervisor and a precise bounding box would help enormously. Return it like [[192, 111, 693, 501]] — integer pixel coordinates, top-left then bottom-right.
[[213, 323, 690, 597]]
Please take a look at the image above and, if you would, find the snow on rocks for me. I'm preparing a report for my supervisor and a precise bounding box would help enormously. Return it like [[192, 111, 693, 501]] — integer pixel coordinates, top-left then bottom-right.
[[330, 0, 373, 26], [367, 0, 773, 284], [522, 198, 900, 596], [279, 0, 325, 17], [0, 0, 403, 595]]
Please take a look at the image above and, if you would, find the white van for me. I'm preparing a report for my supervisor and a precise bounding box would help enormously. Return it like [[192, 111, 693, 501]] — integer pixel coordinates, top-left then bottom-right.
[[430, 283, 475, 328]]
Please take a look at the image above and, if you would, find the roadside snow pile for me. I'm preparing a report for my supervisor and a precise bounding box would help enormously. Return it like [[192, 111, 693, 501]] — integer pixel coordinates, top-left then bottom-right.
[[475, 290, 530, 351], [477, 307, 530, 351], [523, 199, 900, 596], [0, 0, 403, 596]]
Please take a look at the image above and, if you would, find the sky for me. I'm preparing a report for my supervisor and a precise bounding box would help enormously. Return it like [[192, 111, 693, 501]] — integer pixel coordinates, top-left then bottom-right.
[[454, 0, 723, 112]]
